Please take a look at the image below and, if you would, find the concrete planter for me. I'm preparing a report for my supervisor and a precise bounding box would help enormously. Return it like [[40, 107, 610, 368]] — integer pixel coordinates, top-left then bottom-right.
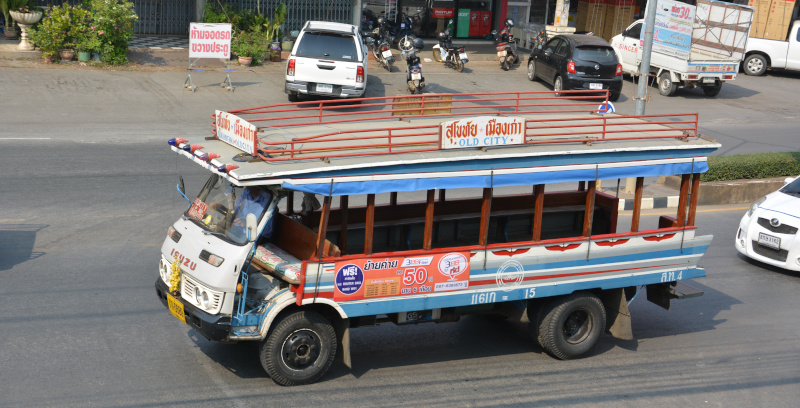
[[661, 175, 788, 205]]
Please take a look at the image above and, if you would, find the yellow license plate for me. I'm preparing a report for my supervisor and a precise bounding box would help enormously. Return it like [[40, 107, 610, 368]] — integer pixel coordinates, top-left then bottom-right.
[[167, 293, 187, 324]]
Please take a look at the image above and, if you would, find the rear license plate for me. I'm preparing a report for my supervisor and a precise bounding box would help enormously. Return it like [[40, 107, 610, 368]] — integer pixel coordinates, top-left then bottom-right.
[[317, 84, 333, 93], [167, 293, 186, 324], [382, 50, 393, 59], [758, 232, 781, 250], [497, 50, 506, 57], [411, 72, 422, 80], [459, 52, 468, 60], [589, 83, 602, 90], [702, 77, 716, 84]]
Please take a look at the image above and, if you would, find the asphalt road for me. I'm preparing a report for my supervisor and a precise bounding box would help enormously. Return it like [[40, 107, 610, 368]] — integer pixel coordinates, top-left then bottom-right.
[[1, 61, 799, 407]]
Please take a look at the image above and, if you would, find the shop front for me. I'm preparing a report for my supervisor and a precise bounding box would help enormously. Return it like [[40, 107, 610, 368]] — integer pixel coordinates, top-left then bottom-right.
[[361, 0, 498, 39]]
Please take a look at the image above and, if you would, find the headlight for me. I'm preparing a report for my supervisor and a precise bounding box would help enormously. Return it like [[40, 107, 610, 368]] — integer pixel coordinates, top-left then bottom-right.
[[194, 287, 210, 309], [747, 196, 766, 217], [159, 258, 170, 283]]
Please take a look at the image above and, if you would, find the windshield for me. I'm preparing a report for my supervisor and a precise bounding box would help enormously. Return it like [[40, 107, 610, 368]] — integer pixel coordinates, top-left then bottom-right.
[[186, 175, 272, 245], [296, 32, 358, 61], [781, 176, 800, 196]]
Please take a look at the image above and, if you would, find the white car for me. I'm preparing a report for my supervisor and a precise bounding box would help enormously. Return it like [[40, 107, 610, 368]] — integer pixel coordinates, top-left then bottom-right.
[[736, 176, 800, 271], [285, 21, 368, 102]]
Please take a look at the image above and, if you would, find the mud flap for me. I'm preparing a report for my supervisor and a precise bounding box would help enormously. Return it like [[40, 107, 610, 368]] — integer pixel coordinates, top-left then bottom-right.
[[333, 318, 351, 369], [602, 288, 633, 341]]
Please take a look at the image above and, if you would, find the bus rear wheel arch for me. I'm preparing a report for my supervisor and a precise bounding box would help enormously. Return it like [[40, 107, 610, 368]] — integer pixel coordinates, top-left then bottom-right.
[[537, 291, 606, 360]]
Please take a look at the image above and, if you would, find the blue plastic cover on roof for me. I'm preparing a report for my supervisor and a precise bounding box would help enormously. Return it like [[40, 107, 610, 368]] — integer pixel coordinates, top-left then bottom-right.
[[282, 161, 707, 196]]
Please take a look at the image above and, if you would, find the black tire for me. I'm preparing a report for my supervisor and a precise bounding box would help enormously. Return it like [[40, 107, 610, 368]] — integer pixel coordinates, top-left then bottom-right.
[[538, 292, 606, 360], [385, 60, 393, 72], [658, 71, 677, 96], [501, 57, 509, 71], [527, 59, 537, 81], [260, 310, 337, 386], [454, 56, 464, 72], [506, 54, 515, 68], [743, 54, 767, 76], [609, 92, 620, 102], [553, 76, 564, 97], [702, 83, 722, 97], [287, 92, 298, 102], [409, 82, 417, 94], [433, 48, 444, 63]]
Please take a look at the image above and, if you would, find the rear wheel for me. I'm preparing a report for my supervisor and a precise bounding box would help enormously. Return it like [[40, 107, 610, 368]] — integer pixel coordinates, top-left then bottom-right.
[[743, 54, 767, 76], [658, 71, 677, 96], [260, 310, 337, 386], [527, 60, 537, 81], [287, 91, 299, 102], [609, 92, 620, 102], [538, 292, 606, 360], [702, 83, 722, 97], [433, 48, 444, 62], [553, 76, 564, 97]]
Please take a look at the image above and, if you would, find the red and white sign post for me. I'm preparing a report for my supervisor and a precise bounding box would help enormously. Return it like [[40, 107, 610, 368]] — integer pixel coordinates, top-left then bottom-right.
[[184, 23, 234, 92]]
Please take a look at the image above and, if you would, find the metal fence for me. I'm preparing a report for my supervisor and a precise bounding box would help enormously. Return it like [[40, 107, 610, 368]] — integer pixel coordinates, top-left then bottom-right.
[[33, 0, 353, 36]]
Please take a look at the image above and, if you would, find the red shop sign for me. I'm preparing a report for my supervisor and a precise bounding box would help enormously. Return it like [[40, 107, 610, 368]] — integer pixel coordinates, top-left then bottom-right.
[[432, 8, 455, 18]]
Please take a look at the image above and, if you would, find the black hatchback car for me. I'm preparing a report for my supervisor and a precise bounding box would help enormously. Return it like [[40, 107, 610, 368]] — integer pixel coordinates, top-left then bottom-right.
[[527, 34, 622, 101]]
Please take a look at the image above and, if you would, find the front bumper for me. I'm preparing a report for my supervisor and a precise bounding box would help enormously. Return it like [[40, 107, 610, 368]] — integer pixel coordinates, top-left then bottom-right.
[[155, 278, 232, 341], [285, 80, 365, 98], [735, 214, 800, 272]]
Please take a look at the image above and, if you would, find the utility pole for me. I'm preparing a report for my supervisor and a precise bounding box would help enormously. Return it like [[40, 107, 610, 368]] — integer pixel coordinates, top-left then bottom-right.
[[634, 0, 658, 115]]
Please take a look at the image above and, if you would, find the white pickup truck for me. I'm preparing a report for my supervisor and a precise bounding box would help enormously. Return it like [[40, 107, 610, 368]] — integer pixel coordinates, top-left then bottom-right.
[[610, 0, 753, 97], [743, 20, 800, 76]]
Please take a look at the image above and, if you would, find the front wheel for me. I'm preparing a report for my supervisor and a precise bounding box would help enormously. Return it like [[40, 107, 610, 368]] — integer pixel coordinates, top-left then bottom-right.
[[538, 291, 606, 360], [260, 310, 337, 386], [432, 48, 444, 62], [743, 54, 767, 76], [658, 71, 677, 96], [454, 56, 465, 72]]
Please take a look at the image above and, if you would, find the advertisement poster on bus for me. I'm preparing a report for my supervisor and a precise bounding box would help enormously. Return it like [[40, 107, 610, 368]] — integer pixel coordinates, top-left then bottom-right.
[[333, 252, 471, 301], [642, 0, 695, 60]]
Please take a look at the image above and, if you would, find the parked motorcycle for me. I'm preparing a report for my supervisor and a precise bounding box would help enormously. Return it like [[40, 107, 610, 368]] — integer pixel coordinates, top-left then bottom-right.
[[402, 38, 425, 94], [492, 18, 519, 71], [395, 14, 422, 53], [432, 20, 468, 72], [370, 19, 394, 72]]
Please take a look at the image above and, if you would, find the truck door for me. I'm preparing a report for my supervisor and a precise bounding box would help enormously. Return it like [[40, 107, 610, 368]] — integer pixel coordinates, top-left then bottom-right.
[[616, 22, 642, 74], [787, 22, 800, 71]]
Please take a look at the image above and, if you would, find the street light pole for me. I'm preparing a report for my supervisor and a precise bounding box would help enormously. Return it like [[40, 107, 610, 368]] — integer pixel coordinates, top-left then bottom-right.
[[634, 0, 659, 115]]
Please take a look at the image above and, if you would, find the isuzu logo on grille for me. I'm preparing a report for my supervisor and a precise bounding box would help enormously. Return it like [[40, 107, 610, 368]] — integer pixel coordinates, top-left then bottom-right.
[[594, 64, 600, 70], [770, 218, 781, 227]]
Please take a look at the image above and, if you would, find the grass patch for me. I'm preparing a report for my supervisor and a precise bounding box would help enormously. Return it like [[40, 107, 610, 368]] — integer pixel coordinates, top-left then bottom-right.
[[702, 152, 800, 182]]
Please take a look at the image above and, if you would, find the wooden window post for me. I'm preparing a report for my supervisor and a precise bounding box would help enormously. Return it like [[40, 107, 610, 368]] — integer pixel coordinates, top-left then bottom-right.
[[365, 194, 375, 255], [423, 189, 435, 250], [479, 188, 492, 246], [582, 181, 596, 237], [339, 195, 349, 255], [630, 177, 644, 233], [687, 173, 701, 227], [676, 174, 690, 227], [315, 196, 331, 258], [532, 184, 544, 241]]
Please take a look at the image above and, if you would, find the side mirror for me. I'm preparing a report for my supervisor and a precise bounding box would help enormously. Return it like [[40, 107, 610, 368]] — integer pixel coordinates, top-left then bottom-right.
[[544, 49, 553, 57], [178, 176, 186, 196], [622, 29, 629, 37], [245, 213, 258, 242]]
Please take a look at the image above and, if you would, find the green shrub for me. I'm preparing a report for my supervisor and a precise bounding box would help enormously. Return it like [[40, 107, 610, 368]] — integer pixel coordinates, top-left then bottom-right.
[[701, 152, 800, 182]]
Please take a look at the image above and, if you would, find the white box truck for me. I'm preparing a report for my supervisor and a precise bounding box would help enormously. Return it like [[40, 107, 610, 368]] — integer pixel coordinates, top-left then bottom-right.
[[610, 0, 753, 97], [743, 20, 800, 75]]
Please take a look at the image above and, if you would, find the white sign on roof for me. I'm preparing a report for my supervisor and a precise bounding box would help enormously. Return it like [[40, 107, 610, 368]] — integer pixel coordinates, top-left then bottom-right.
[[215, 110, 257, 155], [440, 116, 526, 150]]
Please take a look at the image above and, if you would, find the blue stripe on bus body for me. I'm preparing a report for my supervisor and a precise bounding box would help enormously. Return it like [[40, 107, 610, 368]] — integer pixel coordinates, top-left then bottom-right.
[[304, 244, 710, 289], [333, 268, 707, 318]]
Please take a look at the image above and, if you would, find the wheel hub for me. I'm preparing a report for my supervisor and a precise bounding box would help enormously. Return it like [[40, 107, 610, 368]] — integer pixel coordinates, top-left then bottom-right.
[[281, 329, 320, 370], [562, 309, 591, 344]]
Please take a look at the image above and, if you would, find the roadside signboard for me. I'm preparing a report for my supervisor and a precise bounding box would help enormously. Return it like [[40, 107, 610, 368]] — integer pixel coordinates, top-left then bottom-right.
[[189, 23, 232, 59]]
